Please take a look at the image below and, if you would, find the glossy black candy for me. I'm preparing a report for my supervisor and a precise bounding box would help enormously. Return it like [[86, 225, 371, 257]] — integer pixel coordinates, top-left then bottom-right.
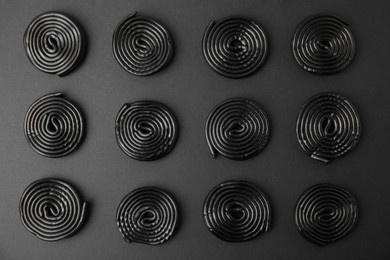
[[116, 187, 178, 245], [292, 14, 355, 75], [295, 183, 358, 246], [24, 93, 85, 158], [202, 16, 268, 78], [203, 180, 271, 242], [24, 12, 85, 76], [113, 13, 173, 76], [20, 178, 87, 241], [115, 101, 178, 161], [205, 98, 270, 160], [296, 92, 361, 163]]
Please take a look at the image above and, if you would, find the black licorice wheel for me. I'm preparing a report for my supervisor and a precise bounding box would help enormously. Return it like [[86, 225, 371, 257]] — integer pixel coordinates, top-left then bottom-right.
[[24, 12, 85, 76], [203, 180, 271, 242], [205, 98, 270, 160], [291, 14, 355, 75], [116, 187, 178, 245], [202, 16, 268, 78], [113, 13, 173, 76], [20, 178, 87, 242], [24, 93, 85, 158], [115, 101, 178, 161], [296, 92, 361, 163], [295, 183, 358, 246]]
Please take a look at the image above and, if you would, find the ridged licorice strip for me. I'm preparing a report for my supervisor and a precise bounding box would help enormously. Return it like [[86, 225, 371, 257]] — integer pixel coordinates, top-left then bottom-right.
[[115, 101, 178, 161], [296, 92, 361, 163], [291, 14, 355, 75], [202, 16, 268, 78], [20, 178, 86, 242], [205, 98, 270, 160], [113, 12, 173, 76], [116, 187, 178, 245], [295, 183, 358, 246], [24, 93, 84, 158], [24, 12, 85, 76], [203, 180, 271, 242]]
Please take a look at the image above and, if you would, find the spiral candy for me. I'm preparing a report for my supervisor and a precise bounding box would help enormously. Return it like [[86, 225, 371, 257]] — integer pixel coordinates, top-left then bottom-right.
[[116, 187, 178, 245], [296, 92, 361, 163], [20, 178, 87, 242], [113, 13, 173, 76], [205, 98, 270, 160], [291, 14, 355, 75], [115, 101, 178, 161], [295, 183, 358, 246], [202, 16, 268, 78], [203, 180, 271, 242], [24, 12, 85, 76], [24, 93, 84, 158]]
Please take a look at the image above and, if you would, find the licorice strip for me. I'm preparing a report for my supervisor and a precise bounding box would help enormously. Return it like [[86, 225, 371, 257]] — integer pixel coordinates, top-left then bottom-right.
[[24, 12, 85, 76], [113, 13, 173, 76], [203, 180, 271, 242], [115, 101, 178, 161], [116, 187, 178, 245], [291, 14, 355, 75], [20, 178, 87, 242], [205, 98, 270, 160], [24, 93, 85, 158], [296, 92, 361, 163], [295, 183, 358, 246], [202, 16, 268, 78]]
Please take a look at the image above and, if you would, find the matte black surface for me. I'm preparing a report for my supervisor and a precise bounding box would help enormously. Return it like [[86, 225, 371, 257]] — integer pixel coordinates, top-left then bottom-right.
[[0, 0, 390, 259]]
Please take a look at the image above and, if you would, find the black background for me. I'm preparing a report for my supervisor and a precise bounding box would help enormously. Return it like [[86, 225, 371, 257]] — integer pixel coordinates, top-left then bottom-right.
[[1, 0, 389, 259]]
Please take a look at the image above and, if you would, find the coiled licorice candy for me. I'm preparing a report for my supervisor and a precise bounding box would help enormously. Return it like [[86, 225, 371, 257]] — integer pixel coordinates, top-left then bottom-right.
[[116, 187, 178, 245], [115, 101, 178, 161], [205, 98, 270, 160], [291, 14, 355, 75], [202, 16, 268, 78], [19, 178, 87, 241], [24, 93, 85, 158], [295, 183, 358, 246], [24, 12, 86, 76], [113, 12, 173, 76], [203, 180, 271, 242], [296, 92, 361, 163]]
